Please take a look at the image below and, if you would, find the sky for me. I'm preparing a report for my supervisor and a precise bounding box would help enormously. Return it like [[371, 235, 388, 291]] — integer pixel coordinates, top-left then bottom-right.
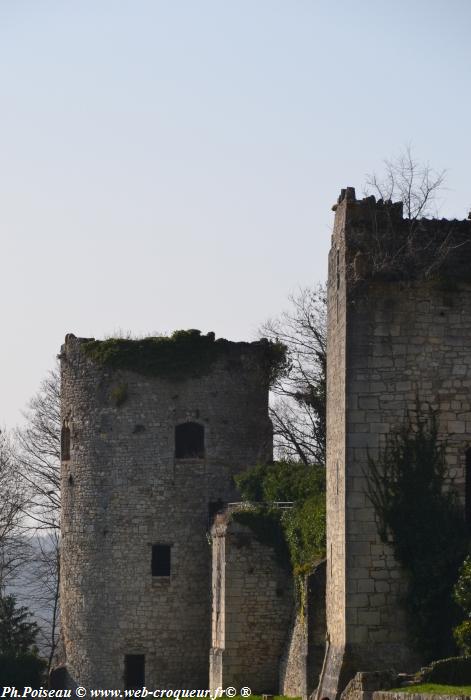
[[1, 0, 470, 428]]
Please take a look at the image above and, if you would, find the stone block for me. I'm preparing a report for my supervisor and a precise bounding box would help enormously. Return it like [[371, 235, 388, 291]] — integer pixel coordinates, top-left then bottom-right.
[[358, 610, 381, 626], [357, 579, 375, 593]]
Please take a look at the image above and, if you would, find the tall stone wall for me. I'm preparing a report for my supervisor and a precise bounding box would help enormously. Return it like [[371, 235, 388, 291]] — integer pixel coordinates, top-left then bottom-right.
[[279, 561, 326, 700], [60, 334, 273, 689], [321, 188, 349, 700], [209, 510, 293, 694], [319, 189, 471, 698]]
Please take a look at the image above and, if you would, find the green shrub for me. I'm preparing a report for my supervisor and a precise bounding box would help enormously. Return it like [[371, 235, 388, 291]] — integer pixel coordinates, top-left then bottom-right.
[[234, 461, 326, 578], [455, 557, 471, 612], [285, 493, 326, 571], [454, 557, 471, 654], [454, 623, 471, 656], [235, 460, 325, 504]]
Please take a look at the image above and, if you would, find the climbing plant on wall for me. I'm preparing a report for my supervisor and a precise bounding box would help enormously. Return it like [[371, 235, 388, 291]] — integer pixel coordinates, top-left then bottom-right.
[[234, 461, 326, 577], [365, 410, 468, 661], [453, 556, 471, 654]]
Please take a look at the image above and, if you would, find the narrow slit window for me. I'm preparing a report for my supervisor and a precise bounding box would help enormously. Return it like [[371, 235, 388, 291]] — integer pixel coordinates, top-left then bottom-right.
[[465, 448, 471, 528], [124, 654, 145, 690], [175, 422, 204, 459], [152, 544, 171, 577], [61, 420, 71, 461]]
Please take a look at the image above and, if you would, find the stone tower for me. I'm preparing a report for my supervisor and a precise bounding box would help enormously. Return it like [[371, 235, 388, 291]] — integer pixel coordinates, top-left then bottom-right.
[[319, 189, 471, 698], [59, 331, 276, 689]]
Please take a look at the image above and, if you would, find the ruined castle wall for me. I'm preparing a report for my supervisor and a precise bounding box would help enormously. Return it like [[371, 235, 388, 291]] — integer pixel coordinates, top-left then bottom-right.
[[209, 514, 292, 694], [60, 336, 272, 689], [319, 190, 471, 698], [279, 562, 326, 700], [279, 608, 307, 699]]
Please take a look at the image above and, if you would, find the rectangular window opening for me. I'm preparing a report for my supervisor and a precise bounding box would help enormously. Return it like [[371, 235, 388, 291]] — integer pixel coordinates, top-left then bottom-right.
[[152, 544, 171, 577], [124, 654, 145, 690]]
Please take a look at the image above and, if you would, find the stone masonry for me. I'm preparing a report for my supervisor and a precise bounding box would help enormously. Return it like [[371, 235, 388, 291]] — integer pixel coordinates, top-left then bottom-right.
[[59, 334, 273, 689], [209, 508, 293, 694], [279, 561, 326, 699], [318, 188, 471, 699]]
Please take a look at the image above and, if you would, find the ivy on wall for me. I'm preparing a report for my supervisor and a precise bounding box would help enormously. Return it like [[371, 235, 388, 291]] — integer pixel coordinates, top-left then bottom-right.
[[365, 410, 468, 661], [234, 461, 326, 577]]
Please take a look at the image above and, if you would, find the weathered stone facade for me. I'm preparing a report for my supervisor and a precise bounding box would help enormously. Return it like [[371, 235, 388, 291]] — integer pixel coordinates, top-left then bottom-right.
[[209, 506, 326, 699], [60, 334, 273, 689], [209, 508, 293, 694], [279, 562, 326, 699], [318, 188, 471, 699]]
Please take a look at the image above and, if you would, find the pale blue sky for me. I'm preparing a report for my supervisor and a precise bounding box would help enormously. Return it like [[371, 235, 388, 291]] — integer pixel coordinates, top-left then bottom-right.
[[1, 0, 470, 427]]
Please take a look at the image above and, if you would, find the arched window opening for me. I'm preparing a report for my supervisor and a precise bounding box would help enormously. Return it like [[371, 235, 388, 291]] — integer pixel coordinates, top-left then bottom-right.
[[175, 422, 205, 459], [465, 448, 471, 529], [61, 420, 71, 462]]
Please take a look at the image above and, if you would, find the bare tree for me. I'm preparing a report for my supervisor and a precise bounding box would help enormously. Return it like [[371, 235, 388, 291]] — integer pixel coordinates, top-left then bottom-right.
[[260, 285, 326, 466], [14, 366, 61, 672], [22, 531, 60, 673], [0, 431, 27, 592], [365, 145, 446, 221], [354, 147, 471, 283], [15, 366, 61, 532]]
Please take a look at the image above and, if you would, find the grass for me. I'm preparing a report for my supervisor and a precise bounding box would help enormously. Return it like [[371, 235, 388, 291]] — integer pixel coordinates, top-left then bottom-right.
[[389, 684, 471, 695], [231, 697, 300, 700]]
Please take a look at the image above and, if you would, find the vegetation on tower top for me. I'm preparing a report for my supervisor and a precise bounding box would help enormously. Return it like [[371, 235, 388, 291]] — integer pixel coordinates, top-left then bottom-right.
[[81, 329, 287, 384]]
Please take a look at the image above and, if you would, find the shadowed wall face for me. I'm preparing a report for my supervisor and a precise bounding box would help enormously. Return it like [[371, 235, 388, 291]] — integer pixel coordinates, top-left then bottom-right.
[[60, 335, 273, 689]]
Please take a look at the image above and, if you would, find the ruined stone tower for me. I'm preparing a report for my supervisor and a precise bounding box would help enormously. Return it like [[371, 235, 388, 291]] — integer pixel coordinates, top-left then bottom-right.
[[59, 331, 276, 689], [319, 188, 471, 698]]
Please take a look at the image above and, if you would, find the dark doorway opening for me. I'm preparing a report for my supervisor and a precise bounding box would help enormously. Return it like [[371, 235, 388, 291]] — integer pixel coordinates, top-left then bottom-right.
[[124, 654, 145, 689], [175, 422, 205, 459]]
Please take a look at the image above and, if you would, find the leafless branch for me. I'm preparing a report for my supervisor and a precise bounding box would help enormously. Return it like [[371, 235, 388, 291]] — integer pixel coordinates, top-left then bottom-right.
[[260, 285, 326, 465]]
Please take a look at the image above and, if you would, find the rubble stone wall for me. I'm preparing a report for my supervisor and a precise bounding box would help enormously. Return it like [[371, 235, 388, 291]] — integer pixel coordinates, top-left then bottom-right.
[[60, 335, 272, 689], [209, 513, 292, 694]]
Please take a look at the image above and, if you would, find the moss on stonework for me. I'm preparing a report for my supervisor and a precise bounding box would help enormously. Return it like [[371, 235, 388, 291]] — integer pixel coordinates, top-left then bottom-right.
[[110, 383, 128, 407], [81, 329, 287, 384]]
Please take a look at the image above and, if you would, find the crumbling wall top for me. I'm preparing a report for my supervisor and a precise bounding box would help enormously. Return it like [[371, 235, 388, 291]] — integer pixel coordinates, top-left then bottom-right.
[[61, 329, 287, 385], [331, 187, 471, 284]]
